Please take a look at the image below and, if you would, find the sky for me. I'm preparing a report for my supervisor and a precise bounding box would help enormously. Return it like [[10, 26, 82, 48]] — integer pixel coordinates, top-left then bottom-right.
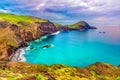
[[0, 0, 120, 26]]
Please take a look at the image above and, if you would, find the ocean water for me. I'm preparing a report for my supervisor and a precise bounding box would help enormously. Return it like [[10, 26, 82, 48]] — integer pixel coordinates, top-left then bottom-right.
[[23, 27, 120, 67]]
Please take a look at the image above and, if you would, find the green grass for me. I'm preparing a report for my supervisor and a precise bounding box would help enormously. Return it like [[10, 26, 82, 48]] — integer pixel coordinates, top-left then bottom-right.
[[7, 38, 16, 47], [68, 21, 88, 28], [0, 12, 47, 25], [35, 74, 47, 80], [69, 24, 78, 28], [0, 12, 48, 47], [53, 22, 62, 27]]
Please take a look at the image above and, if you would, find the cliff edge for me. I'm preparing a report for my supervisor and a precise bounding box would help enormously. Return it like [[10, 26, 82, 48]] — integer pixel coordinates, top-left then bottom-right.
[[0, 13, 96, 61]]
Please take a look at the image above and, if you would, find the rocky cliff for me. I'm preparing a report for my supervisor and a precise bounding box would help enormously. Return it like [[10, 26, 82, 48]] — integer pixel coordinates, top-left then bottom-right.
[[0, 13, 120, 80], [0, 13, 95, 62], [69, 21, 97, 30]]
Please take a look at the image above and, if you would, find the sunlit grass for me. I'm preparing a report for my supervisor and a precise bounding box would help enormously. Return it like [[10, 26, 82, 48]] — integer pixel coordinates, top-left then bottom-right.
[[0, 12, 47, 25]]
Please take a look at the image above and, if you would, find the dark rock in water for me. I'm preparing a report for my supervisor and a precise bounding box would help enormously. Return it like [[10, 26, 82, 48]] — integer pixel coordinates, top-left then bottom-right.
[[40, 44, 53, 48], [99, 31, 106, 34], [118, 64, 120, 67], [30, 46, 34, 50], [30, 47, 34, 50], [103, 32, 106, 34]]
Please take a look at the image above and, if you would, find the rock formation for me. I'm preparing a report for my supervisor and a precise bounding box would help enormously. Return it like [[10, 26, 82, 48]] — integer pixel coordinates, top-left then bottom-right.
[[0, 12, 120, 80], [0, 13, 96, 62]]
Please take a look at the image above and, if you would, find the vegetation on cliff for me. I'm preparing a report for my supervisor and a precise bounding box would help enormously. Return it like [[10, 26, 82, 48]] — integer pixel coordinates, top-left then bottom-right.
[[0, 13, 48, 61], [0, 62, 120, 80], [69, 21, 96, 29], [0, 12, 95, 61], [2, 13, 118, 80], [0, 13, 47, 26]]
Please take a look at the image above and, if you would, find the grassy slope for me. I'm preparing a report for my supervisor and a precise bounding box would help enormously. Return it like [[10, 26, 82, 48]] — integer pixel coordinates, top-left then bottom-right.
[[0, 13, 48, 47], [68, 21, 88, 28], [53, 22, 62, 27], [69, 23, 79, 28], [0, 62, 120, 80], [0, 13, 47, 24], [0, 13, 120, 80]]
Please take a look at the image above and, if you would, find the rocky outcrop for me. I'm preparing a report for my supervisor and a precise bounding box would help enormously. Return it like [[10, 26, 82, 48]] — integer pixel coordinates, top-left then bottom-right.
[[0, 23, 41, 61], [69, 21, 97, 30], [77, 21, 96, 29], [36, 21, 69, 35], [0, 20, 69, 61], [0, 62, 119, 80], [36, 21, 58, 35], [77, 62, 120, 79], [0, 13, 96, 62]]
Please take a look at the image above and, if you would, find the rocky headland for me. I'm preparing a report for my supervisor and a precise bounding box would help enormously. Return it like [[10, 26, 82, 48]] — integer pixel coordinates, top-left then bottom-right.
[[0, 12, 96, 62], [0, 12, 120, 80]]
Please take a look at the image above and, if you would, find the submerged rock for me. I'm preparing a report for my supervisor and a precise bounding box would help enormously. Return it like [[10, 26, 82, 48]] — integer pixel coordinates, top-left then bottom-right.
[[40, 44, 54, 49], [30, 47, 34, 50]]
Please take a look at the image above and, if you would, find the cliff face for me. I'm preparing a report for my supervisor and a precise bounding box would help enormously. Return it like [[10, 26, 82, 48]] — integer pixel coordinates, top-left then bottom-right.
[[69, 21, 97, 30], [0, 21, 62, 61], [0, 13, 120, 80], [0, 13, 96, 62], [0, 23, 40, 61], [0, 21, 68, 61]]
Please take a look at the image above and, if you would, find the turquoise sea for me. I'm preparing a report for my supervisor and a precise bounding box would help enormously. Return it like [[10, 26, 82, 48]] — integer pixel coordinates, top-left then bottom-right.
[[23, 27, 120, 67]]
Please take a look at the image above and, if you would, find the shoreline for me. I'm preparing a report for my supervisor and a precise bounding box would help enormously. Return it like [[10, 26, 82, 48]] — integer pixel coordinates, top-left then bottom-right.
[[10, 48, 26, 62], [10, 31, 61, 62], [9, 27, 96, 63]]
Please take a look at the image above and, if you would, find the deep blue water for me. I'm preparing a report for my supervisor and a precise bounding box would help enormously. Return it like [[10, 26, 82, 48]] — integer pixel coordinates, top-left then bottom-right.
[[23, 27, 120, 67]]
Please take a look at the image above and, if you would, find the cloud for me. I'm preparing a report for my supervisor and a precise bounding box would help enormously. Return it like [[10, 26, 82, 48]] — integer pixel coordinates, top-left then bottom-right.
[[0, 0, 120, 26], [0, 9, 10, 13], [90, 16, 120, 27]]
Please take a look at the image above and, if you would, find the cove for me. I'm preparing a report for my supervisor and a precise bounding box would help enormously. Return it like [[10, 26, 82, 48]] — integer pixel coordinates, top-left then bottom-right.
[[23, 27, 120, 67]]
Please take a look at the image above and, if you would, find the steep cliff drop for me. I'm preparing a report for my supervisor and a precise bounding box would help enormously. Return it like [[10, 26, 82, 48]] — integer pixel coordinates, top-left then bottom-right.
[[0, 13, 96, 62]]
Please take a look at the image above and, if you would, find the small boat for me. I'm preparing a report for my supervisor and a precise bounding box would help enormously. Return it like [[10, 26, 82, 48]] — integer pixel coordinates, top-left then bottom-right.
[[99, 31, 106, 34]]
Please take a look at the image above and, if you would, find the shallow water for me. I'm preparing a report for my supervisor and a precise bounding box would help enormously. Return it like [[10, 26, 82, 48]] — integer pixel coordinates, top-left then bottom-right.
[[23, 27, 120, 67]]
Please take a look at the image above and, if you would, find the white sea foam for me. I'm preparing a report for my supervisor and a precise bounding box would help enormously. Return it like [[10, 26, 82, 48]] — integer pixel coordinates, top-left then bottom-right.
[[19, 48, 26, 62], [39, 35, 48, 41], [51, 31, 60, 35], [11, 31, 58, 61], [51, 44, 54, 47], [35, 39, 40, 42], [25, 46, 31, 50], [10, 48, 26, 62]]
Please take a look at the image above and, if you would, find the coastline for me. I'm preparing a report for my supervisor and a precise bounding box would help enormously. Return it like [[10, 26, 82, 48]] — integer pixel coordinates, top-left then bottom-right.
[[10, 31, 61, 62], [10, 48, 26, 62], [1, 12, 120, 80]]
